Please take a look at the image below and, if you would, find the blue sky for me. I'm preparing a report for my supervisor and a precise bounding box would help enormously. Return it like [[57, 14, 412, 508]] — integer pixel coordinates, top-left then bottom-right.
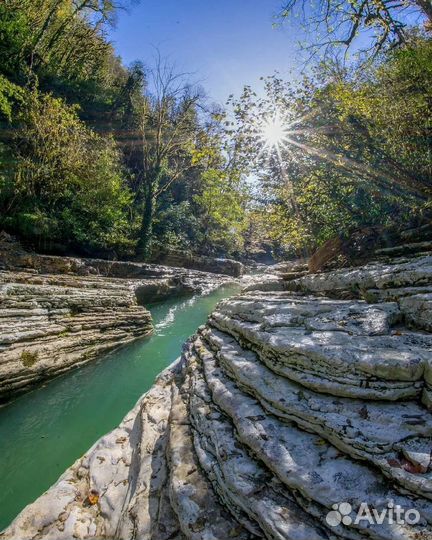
[[109, 0, 303, 105]]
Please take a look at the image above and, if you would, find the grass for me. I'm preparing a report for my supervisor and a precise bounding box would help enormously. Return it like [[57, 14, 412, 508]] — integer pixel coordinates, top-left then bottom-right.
[[20, 350, 39, 368]]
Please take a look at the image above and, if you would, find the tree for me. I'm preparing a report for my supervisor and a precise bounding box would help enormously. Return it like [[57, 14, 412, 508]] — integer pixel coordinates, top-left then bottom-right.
[[226, 38, 431, 254], [135, 57, 203, 259], [193, 169, 248, 255], [0, 2, 251, 260], [279, 0, 432, 59], [0, 0, 114, 77], [190, 118, 249, 256], [2, 88, 133, 253], [331, 34, 432, 188]]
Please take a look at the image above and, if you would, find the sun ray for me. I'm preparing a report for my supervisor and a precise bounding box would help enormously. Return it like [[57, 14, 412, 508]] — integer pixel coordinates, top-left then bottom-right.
[[260, 115, 289, 150]]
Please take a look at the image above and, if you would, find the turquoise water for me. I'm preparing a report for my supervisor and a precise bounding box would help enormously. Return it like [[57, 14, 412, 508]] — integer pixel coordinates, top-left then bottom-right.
[[0, 285, 239, 530]]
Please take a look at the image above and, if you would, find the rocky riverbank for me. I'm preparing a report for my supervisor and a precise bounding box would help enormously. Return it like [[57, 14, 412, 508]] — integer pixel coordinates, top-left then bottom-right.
[[0, 235, 235, 404], [2, 238, 432, 539]]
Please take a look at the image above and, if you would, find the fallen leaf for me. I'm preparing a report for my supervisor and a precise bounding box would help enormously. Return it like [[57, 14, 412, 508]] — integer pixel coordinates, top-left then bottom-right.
[[88, 490, 99, 505], [401, 458, 427, 474]]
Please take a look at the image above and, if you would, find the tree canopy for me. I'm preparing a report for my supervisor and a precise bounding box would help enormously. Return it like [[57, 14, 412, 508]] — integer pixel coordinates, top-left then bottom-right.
[[279, 0, 432, 59], [226, 33, 432, 255], [0, 0, 248, 259], [0, 0, 430, 262]]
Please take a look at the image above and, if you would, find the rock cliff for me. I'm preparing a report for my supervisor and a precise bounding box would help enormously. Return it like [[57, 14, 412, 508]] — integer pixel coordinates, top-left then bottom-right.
[[2, 242, 432, 539], [0, 235, 234, 403]]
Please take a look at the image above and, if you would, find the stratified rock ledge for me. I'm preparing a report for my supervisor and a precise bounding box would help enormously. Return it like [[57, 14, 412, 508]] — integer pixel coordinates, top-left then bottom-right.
[[0, 234, 235, 403], [2, 249, 432, 540]]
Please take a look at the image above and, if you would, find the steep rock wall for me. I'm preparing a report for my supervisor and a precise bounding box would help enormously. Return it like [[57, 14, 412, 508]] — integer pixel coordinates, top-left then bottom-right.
[[0, 270, 153, 403], [151, 249, 245, 278]]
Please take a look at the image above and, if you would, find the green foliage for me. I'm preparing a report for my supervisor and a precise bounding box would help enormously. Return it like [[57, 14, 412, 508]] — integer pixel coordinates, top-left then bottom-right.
[[0, 75, 23, 121], [20, 350, 39, 367], [1, 0, 429, 262], [194, 169, 248, 255], [152, 201, 200, 252], [0, 142, 17, 213], [227, 37, 432, 255], [331, 36, 432, 191], [0, 0, 248, 260], [265, 169, 406, 254], [3, 89, 133, 253], [0, 2, 31, 80]]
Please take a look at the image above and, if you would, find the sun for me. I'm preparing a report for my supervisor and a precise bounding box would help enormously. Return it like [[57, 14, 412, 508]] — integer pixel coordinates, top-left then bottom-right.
[[261, 115, 288, 149]]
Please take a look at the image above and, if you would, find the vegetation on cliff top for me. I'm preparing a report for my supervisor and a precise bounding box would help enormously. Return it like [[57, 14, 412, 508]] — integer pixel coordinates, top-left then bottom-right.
[[0, 0, 430, 260], [228, 34, 432, 254]]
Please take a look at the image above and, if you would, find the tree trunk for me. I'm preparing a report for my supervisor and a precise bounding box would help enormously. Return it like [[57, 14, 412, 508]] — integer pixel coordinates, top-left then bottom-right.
[[136, 166, 163, 260], [136, 185, 154, 260]]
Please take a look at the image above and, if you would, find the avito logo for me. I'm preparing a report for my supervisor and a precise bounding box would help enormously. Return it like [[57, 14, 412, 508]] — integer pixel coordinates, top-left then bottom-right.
[[325, 501, 420, 527]]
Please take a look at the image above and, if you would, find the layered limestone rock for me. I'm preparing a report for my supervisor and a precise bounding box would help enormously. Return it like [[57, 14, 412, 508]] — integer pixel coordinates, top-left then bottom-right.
[[3, 250, 432, 540], [0, 236, 234, 403], [0, 270, 154, 403], [0, 232, 239, 288], [150, 248, 245, 278]]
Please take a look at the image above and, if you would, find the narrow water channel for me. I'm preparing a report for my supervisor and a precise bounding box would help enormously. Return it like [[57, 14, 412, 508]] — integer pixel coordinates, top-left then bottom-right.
[[0, 284, 240, 530]]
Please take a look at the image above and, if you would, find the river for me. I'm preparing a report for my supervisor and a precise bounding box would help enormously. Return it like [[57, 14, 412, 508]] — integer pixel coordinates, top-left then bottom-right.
[[0, 283, 239, 530]]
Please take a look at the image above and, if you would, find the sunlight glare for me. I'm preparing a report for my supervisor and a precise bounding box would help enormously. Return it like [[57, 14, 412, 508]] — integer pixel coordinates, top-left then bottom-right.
[[261, 115, 288, 149]]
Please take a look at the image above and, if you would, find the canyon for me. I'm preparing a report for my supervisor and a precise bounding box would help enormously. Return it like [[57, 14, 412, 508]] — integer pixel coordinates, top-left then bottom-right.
[[2, 233, 432, 539]]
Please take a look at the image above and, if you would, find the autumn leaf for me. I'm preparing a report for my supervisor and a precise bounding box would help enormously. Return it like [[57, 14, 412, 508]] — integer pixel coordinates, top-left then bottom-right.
[[87, 490, 99, 505]]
